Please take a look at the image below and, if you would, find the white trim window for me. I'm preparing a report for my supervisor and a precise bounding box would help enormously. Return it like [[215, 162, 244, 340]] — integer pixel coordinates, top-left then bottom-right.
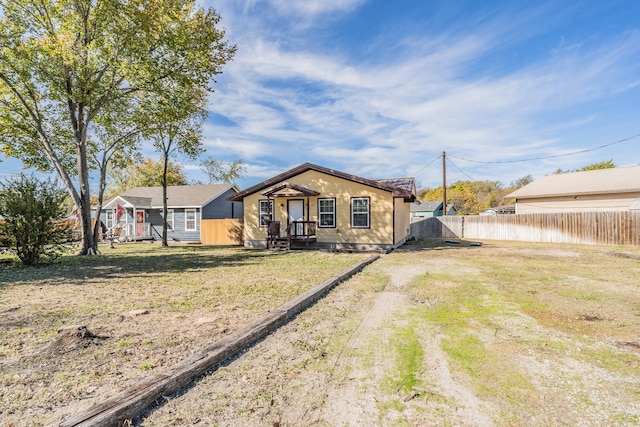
[[185, 209, 197, 231], [351, 197, 370, 228], [318, 198, 336, 228], [162, 209, 174, 230], [106, 211, 114, 229], [259, 199, 273, 227]]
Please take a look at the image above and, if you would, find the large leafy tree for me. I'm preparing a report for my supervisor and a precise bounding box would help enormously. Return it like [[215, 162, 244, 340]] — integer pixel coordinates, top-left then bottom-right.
[[90, 96, 142, 247], [0, 0, 235, 255]]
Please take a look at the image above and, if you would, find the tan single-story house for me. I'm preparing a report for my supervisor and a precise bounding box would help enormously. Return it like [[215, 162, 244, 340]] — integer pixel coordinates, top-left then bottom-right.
[[505, 165, 640, 214], [228, 163, 417, 251]]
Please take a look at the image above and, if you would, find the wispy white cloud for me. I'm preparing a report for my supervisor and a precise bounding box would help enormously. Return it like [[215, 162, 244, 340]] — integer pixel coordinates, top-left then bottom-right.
[[269, 0, 365, 17], [201, 0, 640, 187]]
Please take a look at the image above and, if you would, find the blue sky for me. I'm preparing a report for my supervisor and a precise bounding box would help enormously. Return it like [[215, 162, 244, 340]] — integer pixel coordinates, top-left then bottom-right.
[[2, 0, 640, 190]]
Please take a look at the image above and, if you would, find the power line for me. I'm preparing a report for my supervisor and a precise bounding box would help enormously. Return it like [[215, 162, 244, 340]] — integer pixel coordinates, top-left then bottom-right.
[[411, 154, 442, 176], [447, 157, 476, 181], [449, 132, 640, 164]]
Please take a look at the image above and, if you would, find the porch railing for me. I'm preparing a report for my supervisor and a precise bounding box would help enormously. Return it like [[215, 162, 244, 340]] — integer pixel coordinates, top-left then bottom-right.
[[286, 221, 316, 241], [266, 221, 316, 250], [123, 223, 152, 240]]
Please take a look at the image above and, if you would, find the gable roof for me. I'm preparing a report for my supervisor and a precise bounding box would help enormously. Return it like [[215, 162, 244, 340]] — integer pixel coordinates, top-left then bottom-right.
[[103, 184, 238, 209], [228, 163, 416, 202], [505, 165, 640, 200], [261, 182, 321, 197]]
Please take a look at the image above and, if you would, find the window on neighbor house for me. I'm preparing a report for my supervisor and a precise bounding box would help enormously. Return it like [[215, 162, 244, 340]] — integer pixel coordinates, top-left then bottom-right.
[[259, 200, 273, 227], [185, 209, 197, 231], [351, 197, 370, 228], [161, 209, 174, 230], [106, 211, 114, 229], [318, 198, 336, 228]]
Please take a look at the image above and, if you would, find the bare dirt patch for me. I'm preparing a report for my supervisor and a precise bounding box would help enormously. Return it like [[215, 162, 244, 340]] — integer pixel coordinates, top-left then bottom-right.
[[43, 325, 107, 355]]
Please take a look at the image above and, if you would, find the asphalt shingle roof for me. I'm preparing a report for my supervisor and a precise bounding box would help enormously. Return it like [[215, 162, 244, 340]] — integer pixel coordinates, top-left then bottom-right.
[[411, 201, 442, 212], [106, 184, 236, 208]]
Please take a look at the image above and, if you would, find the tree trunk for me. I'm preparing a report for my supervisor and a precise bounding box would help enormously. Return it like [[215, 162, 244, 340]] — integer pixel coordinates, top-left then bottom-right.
[[91, 155, 111, 253], [91, 170, 107, 252], [161, 151, 169, 247], [78, 169, 97, 255], [75, 120, 97, 255]]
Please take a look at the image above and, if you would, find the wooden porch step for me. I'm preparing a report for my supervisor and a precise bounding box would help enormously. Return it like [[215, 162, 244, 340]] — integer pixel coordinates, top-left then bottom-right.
[[269, 238, 290, 251]]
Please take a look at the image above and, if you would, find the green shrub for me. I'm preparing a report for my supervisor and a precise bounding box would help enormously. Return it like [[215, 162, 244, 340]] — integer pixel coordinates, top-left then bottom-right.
[[0, 175, 74, 266]]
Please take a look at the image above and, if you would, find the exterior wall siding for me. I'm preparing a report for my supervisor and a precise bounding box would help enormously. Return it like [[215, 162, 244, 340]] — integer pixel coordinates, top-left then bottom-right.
[[202, 188, 243, 219], [516, 192, 640, 214], [394, 197, 411, 246], [146, 209, 200, 242], [169, 208, 200, 241], [98, 209, 134, 230]]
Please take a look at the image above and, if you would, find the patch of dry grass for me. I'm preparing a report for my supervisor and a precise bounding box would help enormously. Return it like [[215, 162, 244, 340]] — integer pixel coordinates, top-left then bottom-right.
[[0, 244, 369, 425], [401, 241, 640, 425]]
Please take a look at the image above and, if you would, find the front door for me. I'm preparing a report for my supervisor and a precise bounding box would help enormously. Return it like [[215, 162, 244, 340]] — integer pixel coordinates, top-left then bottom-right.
[[135, 210, 145, 237], [288, 200, 304, 236]]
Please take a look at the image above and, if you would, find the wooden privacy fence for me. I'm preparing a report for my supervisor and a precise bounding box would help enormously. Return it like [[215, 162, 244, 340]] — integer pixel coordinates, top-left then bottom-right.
[[200, 218, 243, 245], [410, 212, 640, 246]]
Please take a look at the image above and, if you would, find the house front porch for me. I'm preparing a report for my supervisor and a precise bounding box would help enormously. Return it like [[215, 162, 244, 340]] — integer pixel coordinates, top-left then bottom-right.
[[267, 220, 317, 251]]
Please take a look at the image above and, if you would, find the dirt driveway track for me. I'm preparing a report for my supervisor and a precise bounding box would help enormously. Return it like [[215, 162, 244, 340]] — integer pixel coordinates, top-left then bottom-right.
[[141, 242, 640, 426]]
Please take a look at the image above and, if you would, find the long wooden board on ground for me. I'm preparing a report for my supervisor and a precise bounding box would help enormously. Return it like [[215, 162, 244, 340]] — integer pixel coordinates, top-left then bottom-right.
[[59, 254, 380, 427]]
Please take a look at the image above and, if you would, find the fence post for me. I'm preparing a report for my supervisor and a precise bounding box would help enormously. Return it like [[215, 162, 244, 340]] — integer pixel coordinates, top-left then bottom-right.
[[461, 215, 465, 238]]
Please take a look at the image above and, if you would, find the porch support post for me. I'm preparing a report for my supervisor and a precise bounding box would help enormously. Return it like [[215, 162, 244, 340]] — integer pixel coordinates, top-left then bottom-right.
[[306, 197, 309, 221], [267, 196, 272, 250]]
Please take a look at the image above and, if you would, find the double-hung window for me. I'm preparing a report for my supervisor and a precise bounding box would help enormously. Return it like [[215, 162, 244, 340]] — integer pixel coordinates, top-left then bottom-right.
[[185, 209, 197, 231], [351, 197, 370, 228], [162, 209, 174, 230], [259, 200, 273, 227], [318, 198, 336, 228], [106, 211, 114, 229]]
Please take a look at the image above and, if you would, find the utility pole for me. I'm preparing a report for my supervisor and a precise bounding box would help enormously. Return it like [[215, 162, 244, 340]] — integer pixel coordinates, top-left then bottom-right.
[[442, 151, 447, 216]]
